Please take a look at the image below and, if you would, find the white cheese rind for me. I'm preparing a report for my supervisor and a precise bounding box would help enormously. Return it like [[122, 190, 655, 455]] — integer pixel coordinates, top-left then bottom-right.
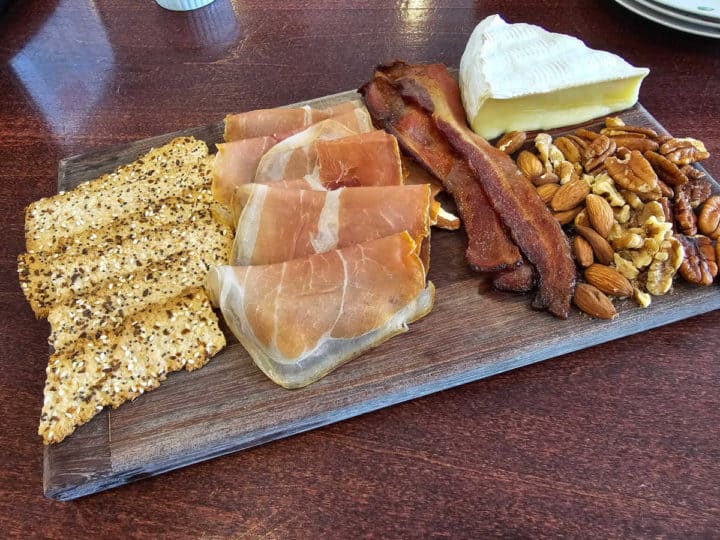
[[460, 15, 650, 139]]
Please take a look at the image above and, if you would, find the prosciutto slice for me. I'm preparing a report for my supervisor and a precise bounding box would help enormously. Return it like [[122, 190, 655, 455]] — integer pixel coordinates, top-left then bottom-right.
[[253, 119, 358, 182], [206, 232, 434, 388], [223, 100, 368, 141], [230, 183, 432, 265], [314, 130, 404, 188], [212, 135, 278, 206]]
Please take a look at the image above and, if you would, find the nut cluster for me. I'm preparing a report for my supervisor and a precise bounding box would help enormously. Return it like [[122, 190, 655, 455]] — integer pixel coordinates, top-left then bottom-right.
[[497, 117, 716, 319]]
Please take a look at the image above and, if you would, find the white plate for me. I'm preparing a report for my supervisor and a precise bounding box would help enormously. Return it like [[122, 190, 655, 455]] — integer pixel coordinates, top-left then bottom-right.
[[642, 0, 720, 28], [651, 0, 720, 21], [614, 0, 720, 38]]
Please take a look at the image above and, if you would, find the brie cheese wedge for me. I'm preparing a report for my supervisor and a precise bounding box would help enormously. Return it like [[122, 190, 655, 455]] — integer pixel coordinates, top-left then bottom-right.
[[460, 15, 650, 140]]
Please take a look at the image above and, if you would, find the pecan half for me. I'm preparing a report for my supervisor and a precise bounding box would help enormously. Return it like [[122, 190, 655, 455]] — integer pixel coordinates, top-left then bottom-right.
[[644, 151, 688, 187], [554, 136, 582, 164], [658, 197, 674, 224], [605, 150, 661, 200], [698, 195, 720, 239], [660, 137, 710, 165], [575, 128, 600, 142], [680, 165, 706, 182], [657, 179, 674, 199], [673, 188, 697, 235], [677, 176, 712, 209], [585, 135, 617, 173], [601, 125, 658, 139], [496, 131, 527, 154], [676, 234, 718, 285], [610, 136, 659, 153], [567, 135, 589, 157]]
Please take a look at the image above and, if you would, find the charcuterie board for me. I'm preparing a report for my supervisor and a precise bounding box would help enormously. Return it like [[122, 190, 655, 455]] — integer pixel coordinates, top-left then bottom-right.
[[44, 90, 720, 501]]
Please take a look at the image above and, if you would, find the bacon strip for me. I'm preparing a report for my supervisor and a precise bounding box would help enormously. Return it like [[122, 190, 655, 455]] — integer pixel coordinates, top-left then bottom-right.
[[492, 261, 536, 293], [360, 75, 520, 272], [377, 62, 575, 318]]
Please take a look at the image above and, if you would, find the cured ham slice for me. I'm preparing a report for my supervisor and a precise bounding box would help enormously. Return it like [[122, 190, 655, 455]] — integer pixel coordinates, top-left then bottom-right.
[[223, 100, 368, 141], [212, 135, 278, 206], [252, 131, 404, 192], [253, 119, 358, 182], [229, 184, 432, 265], [206, 232, 435, 388], [314, 130, 404, 188], [361, 74, 519, 270], [256, 127, 404, 186], [376, 61, 575, 318], [255, 177, 325, 191], [214, 104, 373, 207]]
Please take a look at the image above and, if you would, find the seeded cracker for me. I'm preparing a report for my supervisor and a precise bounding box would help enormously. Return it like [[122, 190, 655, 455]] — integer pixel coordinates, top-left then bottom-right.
[[45, 187, 215, 257], [18, 209, 231, 318], [24, 137, 209, 253], [47, 243, 231, 353], [39, 288, 226, 445]]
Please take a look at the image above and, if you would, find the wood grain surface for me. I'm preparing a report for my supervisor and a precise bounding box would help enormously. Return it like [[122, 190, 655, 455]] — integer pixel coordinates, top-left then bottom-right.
[[2, 0, 719, 537]]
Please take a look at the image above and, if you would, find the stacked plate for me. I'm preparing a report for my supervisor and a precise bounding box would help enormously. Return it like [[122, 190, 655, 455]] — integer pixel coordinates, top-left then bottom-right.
[[614, 0, 720, 38]]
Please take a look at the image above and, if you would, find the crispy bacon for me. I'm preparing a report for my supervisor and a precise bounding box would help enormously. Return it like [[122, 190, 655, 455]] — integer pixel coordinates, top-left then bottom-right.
[[492, 261, 536, 293], [360, 75, 520, 273], [377, 62, 575, 318]]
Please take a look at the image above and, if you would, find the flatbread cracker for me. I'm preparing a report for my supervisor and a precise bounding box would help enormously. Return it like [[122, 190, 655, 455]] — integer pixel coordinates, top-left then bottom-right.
[[18, 209, 231, 317], [25, 137, 209, 253], [39, 288, 226, 445], [47, 245, 231, 353]]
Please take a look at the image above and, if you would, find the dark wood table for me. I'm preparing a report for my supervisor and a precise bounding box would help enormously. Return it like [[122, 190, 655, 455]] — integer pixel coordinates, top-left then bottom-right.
[[1, 0, 718, 536]]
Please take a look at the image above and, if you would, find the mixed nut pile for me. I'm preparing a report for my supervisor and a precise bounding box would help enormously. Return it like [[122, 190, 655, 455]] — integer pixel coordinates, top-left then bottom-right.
[[495, 118, 717, 319]]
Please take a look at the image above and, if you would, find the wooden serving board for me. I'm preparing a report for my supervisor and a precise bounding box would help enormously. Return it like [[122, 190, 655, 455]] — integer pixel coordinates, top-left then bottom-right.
[[44, 92, 720, 500]]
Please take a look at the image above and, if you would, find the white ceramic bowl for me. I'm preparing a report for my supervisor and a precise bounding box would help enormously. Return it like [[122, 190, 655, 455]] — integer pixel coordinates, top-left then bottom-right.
[[155, 0, 216, 11]]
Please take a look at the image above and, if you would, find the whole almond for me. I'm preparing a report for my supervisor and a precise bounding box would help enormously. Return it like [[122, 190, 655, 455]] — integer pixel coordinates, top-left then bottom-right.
[[573, 283, 616, 319], [573, 236, 594, 267], [574, 225, 614, 265], [517, 150, 543, 179], [533, 172, 560, 186], [537, 183, 559, 205], [584, 263, 633, 298], [551, 178, 591, 212], [496, 131, 527, 154], [585, 194, 614, 238], [554, 206, 583, 225]]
